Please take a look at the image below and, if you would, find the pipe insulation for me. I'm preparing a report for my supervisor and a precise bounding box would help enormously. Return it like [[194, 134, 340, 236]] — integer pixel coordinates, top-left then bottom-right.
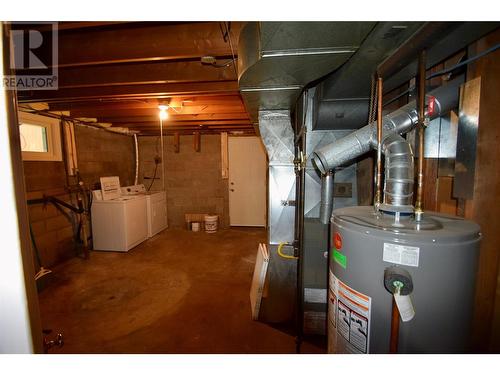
[[133, 134, 139, 186], [319, 171, 334, 224], [312, 76, 463, 174]]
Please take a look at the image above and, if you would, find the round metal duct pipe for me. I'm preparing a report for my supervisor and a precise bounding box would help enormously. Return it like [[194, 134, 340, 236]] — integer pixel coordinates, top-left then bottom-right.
[[380, 134, 414, 213], [311, 76, 462, 174], [319, 171, 334, 224]]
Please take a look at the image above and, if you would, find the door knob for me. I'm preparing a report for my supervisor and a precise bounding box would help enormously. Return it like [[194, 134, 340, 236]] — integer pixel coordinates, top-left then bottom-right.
[[230, 189, 235, 192], [43, 332, 64, 353]]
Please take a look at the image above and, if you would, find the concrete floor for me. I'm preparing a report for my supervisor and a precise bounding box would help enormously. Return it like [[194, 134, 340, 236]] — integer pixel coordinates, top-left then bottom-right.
[[38, 228, 325, 354]]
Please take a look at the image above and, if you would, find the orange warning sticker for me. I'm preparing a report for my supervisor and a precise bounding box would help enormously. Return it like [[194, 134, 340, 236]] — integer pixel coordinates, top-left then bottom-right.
[[334, 233, 342, 250]]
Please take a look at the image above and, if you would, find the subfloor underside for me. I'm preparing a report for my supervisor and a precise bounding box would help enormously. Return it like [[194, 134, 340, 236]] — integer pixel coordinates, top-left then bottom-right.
[[37, 227, 325, 354]]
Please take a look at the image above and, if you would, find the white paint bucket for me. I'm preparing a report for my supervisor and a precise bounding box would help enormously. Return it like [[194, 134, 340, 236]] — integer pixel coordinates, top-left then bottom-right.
[[191, 222, 200, 232], [204, 215, 218, 233]]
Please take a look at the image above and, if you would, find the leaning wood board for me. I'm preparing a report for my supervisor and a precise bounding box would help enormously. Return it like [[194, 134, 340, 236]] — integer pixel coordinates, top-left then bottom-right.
[[250, 243, 269, 320]]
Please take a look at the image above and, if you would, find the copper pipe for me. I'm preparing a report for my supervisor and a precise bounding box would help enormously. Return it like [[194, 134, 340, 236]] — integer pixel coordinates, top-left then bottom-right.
[[389, 295, 400, 353], [375, 76, 383, 207], [415, 50, 426, 218]]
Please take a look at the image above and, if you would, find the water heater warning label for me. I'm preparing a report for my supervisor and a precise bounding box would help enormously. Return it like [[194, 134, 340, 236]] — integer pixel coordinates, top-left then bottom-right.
[[329, 271, 372, 354], [383, 243, 420, 267]]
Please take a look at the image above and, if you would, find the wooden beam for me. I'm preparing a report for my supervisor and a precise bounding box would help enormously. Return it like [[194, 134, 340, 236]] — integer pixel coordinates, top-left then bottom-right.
[[134, 125, 254, 132], [37, 22, 129, 32], [139, 129, 255, 136], [123, 120, 252, 127], [47, 95, 245, 111], [100, 113, 249, 123], [18, 81, 240, 103], [466, 29, 500, 352], [221, 132, 229, 179], [53, 22, 243, 68], [193, 132, 201, 152], [69, 105, 247, 118], [125, 124, 253, 132], [54, 60, 236, 89]]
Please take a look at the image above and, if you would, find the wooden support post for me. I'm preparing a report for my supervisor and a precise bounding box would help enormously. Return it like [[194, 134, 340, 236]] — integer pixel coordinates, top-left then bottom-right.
[[465, 29, 500, 352], [221, 132, 228, 179], [174, 132, 180, 153], [193, 131, 201, 152]]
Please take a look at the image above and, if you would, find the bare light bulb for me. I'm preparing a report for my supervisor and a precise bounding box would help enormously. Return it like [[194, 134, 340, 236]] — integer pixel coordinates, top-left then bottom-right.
[[158, 105, 169, 120]]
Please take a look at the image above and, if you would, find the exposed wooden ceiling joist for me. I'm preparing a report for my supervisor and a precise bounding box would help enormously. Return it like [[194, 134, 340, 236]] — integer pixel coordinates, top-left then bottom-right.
[[15, 21, 251, 136], [100, 113, 249, 123], [53, 59, 236, 89], [54, 22, 243, 68], [69, 106, 246, 119], [47, 95, 245, 111], [20, 81, 240, 103], [122, 120, 252, 127]]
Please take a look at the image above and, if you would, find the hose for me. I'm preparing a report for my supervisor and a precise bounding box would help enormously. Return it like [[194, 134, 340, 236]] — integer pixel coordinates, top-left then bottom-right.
[[277, 242, 297, 260], [29, 221, 52, 280], [147, 162, 158, 192]]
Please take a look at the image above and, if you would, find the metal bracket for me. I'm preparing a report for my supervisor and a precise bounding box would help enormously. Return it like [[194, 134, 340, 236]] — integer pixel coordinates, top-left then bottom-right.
[[294, 151, 306, 173]]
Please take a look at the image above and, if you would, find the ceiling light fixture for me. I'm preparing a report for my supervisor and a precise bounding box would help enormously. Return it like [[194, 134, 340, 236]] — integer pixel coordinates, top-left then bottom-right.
[[158, 104, 169, 120]]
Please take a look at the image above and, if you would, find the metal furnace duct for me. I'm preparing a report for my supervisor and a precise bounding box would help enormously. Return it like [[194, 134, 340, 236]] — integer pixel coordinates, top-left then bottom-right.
[[380, 134, 414, 212], [238, 22, 375, 127], [319, 172, 334, 224], [312, 76, 463, 174]]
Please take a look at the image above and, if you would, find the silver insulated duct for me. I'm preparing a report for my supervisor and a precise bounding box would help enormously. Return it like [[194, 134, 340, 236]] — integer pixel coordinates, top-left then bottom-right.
[[319, 171, 334, 224], [380, 134, 414, 212], [312, 77, 463, 174]]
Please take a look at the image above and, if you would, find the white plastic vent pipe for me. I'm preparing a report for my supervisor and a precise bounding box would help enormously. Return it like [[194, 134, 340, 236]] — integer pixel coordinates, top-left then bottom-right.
[[134, 133, 139, 186]]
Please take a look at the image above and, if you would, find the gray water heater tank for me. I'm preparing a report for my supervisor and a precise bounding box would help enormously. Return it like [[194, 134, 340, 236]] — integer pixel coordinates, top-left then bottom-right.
[[328, 206, 481, 354]]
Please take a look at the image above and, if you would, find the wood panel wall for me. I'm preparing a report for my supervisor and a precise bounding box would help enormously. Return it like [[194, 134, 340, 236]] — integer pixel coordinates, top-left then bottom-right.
[[464, 29, 500, 352]]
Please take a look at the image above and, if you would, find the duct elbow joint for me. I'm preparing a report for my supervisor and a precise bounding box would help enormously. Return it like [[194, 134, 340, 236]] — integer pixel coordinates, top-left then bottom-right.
[[380, 134, 414, 214]]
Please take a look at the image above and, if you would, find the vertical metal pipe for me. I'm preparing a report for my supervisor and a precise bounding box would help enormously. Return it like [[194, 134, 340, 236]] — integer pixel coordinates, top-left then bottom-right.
[[415, 50, 426, 220], [375, 77, 383, 208], [319, 171, 334, 224], [294, 96, 307, 353], [159, 118, 165, 191], [133, 133, 139, 186]]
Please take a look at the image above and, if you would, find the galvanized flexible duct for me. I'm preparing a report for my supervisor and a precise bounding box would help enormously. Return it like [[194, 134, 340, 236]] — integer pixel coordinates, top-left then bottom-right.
[[311, 76, 462, 174], [380, 134, 414, 213], [319, 171, 334, 224]]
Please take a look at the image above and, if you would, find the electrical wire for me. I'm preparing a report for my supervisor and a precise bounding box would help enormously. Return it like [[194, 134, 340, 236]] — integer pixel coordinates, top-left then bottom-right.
[[426, 43, 500, 80], [29, 221, 52, 280], [383, 43, 500, 108], [147, 162, 158, 192], [211, 59, 234, 68], [220, 22, 238, 79]]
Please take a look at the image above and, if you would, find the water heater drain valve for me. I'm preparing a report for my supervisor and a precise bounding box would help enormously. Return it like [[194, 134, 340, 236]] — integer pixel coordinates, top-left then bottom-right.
[[384, 266, 415, 322]]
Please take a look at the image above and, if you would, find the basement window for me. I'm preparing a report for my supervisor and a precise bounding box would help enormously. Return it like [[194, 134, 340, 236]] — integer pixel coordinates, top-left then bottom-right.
[[18, 112, 62, 161]]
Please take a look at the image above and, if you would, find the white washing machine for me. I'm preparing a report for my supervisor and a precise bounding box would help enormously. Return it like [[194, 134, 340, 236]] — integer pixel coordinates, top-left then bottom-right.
[[91, 177, 148, 252], [122, 184, 168, 238]]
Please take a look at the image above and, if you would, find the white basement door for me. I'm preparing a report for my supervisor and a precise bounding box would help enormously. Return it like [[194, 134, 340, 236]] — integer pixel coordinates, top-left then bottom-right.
[[228, 136, 267, 226]]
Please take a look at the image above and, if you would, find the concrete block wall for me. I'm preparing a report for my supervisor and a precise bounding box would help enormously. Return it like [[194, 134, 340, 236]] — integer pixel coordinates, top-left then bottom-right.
[[24, 162, 76, 268], [138, 134, 229, 229], [24, 125, 135, 267], [75, 126, 135, 189]]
